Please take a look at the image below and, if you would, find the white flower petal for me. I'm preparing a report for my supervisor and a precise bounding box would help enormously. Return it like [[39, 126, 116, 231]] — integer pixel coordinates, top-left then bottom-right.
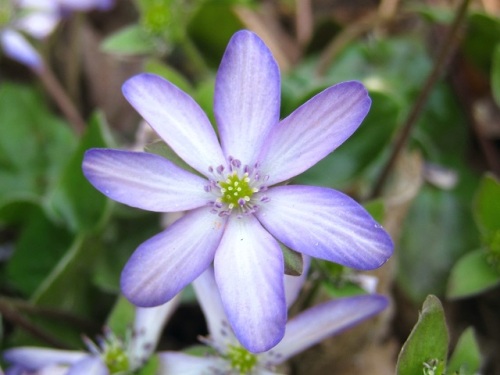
[[214, 215, 286, 353], [130, 296, 181, 368], [15, 13, 59, 39], [0, 29, 43, 70], [158, 352, 227, 375], [193, 267, 238, 352], [83, 149, 210, 212], [265, 295, 388, 364], [214, 30, 280, 165], [258, 82, 371, 185], [122, 73, 226, 177], [67, 356, 108, 375], [255, 186, 393, 270], [121, 208, 227, 307], [3, 348, 86, 369]]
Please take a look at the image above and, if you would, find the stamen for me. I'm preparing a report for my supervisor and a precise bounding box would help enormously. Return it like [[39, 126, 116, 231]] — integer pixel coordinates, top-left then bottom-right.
[[207, 158, 271, 217]]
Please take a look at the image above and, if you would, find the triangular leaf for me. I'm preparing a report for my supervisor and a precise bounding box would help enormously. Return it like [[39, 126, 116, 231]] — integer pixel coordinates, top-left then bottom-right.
[[396, 295, 449, 375]]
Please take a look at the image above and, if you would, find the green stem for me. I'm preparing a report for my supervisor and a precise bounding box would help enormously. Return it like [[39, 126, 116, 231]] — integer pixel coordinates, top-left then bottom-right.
[[368, 0, 471, 199]]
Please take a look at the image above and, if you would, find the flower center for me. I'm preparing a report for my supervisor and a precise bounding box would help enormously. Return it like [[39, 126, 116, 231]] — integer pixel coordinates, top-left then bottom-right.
[[83, 330, 130, 374], [103, 344, 129, 374], [219, 172, 256, 209], [206, 157, 270, 216], [226, 344, 258, 374]]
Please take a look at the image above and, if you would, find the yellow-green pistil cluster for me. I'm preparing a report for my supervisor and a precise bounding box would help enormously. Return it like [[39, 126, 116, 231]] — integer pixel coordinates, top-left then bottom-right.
[[219, 172, 258, 209], [102, 340, 130, 374], [226, 344, 258, 374]]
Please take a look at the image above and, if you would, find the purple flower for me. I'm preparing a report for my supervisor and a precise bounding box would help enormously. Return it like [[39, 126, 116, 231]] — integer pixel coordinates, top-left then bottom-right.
[[82, 30, 393, 352], [159, 264, 388, 374], [0, 0, 113, 70], [3, 298, 180, 375]]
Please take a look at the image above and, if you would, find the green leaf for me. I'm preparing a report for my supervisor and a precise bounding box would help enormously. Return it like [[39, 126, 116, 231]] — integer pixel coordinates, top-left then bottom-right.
[[0, 82, 77, 208], [412, 4, 455, 24], [363, 199, 385, 223], [492, 44, 500, 107], [473, 173, 500, 237], [187, 0, 244, 68], [447, 327, 481, 375], [281, 245, 303, 276], [137, 354, 160, 375], [294, 90, 400, 188], [7, 235, 108, 348], [106, 296, 136, 337], [398, 185, 480, 302], [396, 295, 449, 375], [447, 249, 500, 299], [463, 12, 500, 73], [101, 24, 156, 55], [31, 235, 103, 317], [47, 112, 113, 233], [6, 207, 73, 296]]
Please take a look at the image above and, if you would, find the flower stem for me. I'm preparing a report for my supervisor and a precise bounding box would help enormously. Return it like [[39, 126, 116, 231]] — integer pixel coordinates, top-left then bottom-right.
[[367, 0, 471, 199], [0, 298, 71, 349], [37, 63, 86, 135]]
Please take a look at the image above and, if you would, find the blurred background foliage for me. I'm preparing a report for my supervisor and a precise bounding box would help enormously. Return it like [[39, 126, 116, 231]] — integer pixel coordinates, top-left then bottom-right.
[[1, 0, 500, 373]]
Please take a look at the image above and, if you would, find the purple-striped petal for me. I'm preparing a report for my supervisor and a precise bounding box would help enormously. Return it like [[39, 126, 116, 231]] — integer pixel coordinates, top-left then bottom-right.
[[0, 30, 43, 71], [193, 267, 237, 352], [255, 186, 393, 270], [121, 208, 226, 307], [158, 352, 227, 374], [214, 30, 280, 166], [68, 356, 108, 375], [122, 73, 226, 177], [214, 215, 286, 353], [265, 295, 388, 364], [82, 149, 210, 212], [3, 348, 86, 369], [258, 82, 371, 185]]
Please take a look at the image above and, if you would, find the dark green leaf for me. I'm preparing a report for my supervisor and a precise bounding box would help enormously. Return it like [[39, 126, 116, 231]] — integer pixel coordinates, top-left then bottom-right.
[[447, 249, 500, 299], [281, 245, 303, 276], [492, 44, 500, 107], [447, 327, 481, 375], [463, 12, 500, 73], [0, 82, 76, 208], [106, 296, 136, 337], [398, 185, 480, 302], [6, 207, 73, 296], [396, 295, 449, 375], [187, 0, 244, 68], [47, 112, 113, 234], [31, 235, 104, 318], [473, 173, 500, 237]]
